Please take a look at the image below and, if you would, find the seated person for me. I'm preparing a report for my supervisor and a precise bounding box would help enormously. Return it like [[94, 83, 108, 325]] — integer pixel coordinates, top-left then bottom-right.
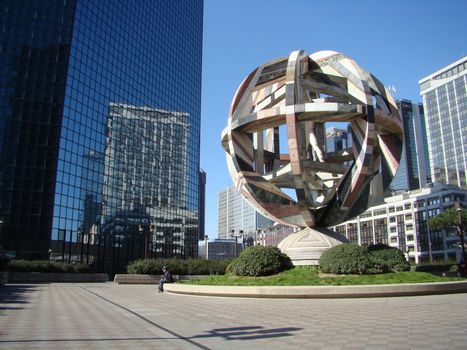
[[158, 266, 174, 293]]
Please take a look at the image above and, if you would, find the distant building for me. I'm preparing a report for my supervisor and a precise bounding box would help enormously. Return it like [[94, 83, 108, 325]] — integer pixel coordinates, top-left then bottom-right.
[[199, 225, 298, 260], [419, 56, 467, 189], [217, 186, 274, 239], [253, 224, 298, 247], [325, 126, 351, 153], [331, 183, 466, 263], [390, 100, 430, 192], [199, 239, 242, 260], [79, 151, 104, 237], [198, 169, 206, 240]]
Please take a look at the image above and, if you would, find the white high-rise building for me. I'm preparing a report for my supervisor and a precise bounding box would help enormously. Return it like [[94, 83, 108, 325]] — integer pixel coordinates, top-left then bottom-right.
[[217, 186, 274, 239], [419, 57, 467, 189], [331, 183, 466, 264]]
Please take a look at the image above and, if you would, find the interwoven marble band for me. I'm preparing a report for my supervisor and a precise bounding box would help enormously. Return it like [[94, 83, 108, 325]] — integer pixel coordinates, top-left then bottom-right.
[[222, 50, 402, 228]]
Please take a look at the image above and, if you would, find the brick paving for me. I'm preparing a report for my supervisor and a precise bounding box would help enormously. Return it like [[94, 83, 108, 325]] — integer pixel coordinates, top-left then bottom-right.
[[1, 283, 467, 349]]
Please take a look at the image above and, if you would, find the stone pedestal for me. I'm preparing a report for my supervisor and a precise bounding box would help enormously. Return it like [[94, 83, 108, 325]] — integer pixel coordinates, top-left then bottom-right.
[[278, 227, 348, 266]]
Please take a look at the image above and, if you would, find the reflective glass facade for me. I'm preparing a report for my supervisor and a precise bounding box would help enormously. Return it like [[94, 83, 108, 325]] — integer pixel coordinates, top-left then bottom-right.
[[217, 186, 274, 239], [419, 57, 467, 189], [198, 169, 206, 240], [390, 100, 429, 192], [0, 0, 76, 258], [0, 0, 203, 273]]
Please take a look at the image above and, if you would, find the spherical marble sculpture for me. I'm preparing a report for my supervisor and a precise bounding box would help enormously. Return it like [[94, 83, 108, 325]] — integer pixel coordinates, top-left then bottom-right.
[[221, 50, 402, 230]]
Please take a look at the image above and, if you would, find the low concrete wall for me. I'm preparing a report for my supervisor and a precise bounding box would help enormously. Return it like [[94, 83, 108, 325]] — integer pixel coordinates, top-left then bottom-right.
[[164, 281, 467, 299], [114, 274, 160, 284], [114, 274, 210, 284], [7, 272, 109, 283]]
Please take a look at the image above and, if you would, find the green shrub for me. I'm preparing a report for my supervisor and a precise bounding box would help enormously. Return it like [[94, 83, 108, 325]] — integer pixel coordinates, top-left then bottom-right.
[[73, 263, 93, 273], [319, 244, 382, 275], [183, 258, 231, 275], [367, 244, 410, 272], [206, 259, 232, 275], [46, 261, 68, 273], [126, 258, 231, 275], [184, 258, 208, 275], [127, 259, 166, 275], [319, 244, 411, 275], [227, 246, 292, 277], [9, 260, 38, 272], [8, 260, 94, 273], [414, 263, 457, 273]]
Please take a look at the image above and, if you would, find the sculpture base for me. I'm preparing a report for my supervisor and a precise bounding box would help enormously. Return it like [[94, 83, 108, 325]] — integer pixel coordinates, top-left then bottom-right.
[[278, 227, 348, 266]]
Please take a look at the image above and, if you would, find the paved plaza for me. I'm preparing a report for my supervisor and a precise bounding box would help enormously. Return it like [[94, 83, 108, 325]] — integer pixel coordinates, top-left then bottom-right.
[[1, 283, 467, 349]]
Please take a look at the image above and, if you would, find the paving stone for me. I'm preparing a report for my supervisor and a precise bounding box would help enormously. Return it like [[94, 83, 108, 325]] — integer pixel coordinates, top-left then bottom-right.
[[1, 283, 467, 349]]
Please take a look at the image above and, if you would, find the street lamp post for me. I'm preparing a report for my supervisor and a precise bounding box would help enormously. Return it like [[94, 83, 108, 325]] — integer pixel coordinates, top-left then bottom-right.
[[86, 232, 91, 265], [455, 199, 465, 270], [78, 230, 83, 263], [231, 230, 244, 258], [139, 225, 148, 259], [204, 235, 209, 260], [150, 224, 156, 259], [230, 229, 236, 258], [239, 230, 244, 251], [234, 235, 238, 257], [427, 227, 433, 263]]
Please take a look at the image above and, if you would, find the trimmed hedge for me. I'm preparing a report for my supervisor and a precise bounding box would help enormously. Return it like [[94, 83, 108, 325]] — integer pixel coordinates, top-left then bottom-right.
[[319, 244, 380, 275], [227, 246, 292, 277], [8, 260, 93, 273], [367, 244, 410, 272], [319, 244, 409, 275], [413, 263, 458, 273], [126, 258, 231, 275]]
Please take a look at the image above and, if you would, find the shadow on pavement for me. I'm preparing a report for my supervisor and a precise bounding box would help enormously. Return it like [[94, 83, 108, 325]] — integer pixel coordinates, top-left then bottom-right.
[[0, 284, 42, 311], [0, 336, 199, 344], [192, 325, 302, 341]]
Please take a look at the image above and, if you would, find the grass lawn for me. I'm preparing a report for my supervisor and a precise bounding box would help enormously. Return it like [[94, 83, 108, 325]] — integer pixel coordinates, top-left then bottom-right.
[[181, 266, 466, 286]]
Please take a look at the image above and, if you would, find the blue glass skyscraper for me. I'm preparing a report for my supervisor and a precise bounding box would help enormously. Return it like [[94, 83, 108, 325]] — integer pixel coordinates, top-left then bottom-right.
[[0, 0, 203, 273], [390, 100, 430, 192]]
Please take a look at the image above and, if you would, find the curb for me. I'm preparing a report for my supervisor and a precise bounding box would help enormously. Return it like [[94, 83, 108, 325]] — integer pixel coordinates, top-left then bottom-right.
[[164, 281, 467, 299]]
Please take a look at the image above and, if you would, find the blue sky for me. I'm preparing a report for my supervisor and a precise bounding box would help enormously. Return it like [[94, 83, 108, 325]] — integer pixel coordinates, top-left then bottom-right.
[[200, 0, 467, 239]]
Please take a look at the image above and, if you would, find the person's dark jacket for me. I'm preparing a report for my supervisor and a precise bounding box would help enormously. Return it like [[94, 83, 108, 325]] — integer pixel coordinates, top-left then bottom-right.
[[161, 270, 174, 283]]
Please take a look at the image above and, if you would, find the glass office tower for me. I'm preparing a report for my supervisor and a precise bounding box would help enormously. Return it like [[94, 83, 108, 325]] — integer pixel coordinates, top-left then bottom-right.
[[390, 100, 430, 192], [419, 57, 467, 189], [217, 186, 274, 239], [0, 0, 203, 273]]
